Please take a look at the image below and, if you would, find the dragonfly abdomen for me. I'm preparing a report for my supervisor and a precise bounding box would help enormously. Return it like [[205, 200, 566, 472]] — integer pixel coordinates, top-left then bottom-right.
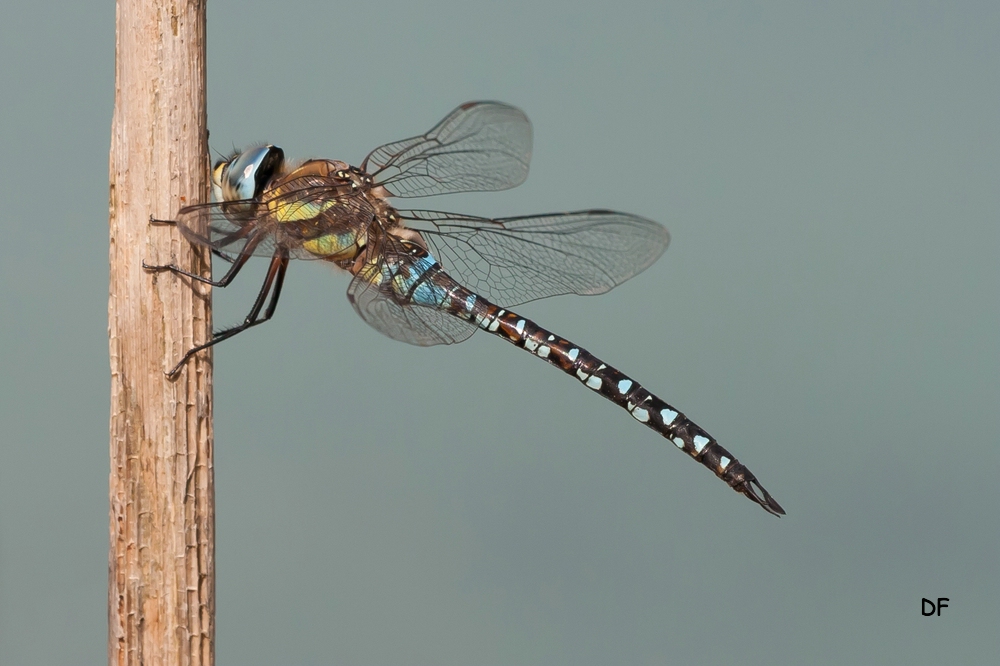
[[371, 254, 783, 515], [469, 299, 786, 516]]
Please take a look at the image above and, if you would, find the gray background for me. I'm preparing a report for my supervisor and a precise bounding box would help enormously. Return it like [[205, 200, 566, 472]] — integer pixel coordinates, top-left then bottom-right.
[[1, 1, 997, 664]]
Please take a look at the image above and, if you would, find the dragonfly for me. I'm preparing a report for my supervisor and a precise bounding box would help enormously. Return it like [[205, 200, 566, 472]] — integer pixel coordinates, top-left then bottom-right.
[[145, 101, 785, 516]]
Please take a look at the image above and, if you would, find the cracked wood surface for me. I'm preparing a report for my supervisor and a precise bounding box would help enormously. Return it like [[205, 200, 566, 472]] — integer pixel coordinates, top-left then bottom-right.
[[108, 1, 213, 664]]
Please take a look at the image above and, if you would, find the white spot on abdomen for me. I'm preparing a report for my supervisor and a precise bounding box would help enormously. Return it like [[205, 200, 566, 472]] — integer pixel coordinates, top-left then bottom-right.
[[567, 348, 579, 362], [617, 379, 632, 394], [672, 437, 685, 449], [536, 345, 550, 358], [524, 338, 539, 352], [660, 409, 677, 425], [719, 456, 731, 470], [631, 407, 650, 423], [585, 376, 602, 390], [515, 320, 525, 335], [692, 435, 709, 453]]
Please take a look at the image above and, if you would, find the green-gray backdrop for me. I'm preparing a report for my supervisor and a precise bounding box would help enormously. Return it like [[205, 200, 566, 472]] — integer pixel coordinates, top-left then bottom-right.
[[1, 2, 997, 664]]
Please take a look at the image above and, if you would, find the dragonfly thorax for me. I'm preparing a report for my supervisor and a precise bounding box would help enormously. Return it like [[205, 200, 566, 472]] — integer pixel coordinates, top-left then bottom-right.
[[327, 165, 376, 196]]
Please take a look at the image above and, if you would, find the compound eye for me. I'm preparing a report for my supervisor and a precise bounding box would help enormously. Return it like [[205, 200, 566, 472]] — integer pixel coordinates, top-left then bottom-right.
[[222, 145, 285, 201]]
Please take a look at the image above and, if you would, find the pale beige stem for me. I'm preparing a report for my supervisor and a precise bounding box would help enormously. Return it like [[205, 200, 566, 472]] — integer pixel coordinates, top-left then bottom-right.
[[108, 1, 213, 664]]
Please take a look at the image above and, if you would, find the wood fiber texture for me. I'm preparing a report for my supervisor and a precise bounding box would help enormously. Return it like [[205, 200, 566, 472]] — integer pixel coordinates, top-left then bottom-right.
[[108, 1, 213, 664]]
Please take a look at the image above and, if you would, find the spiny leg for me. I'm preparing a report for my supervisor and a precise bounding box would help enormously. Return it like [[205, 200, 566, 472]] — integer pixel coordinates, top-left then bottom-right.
[[465, 299, 785, 516], [142, 228, 264, 288], [164, 249, 289, 378], [148, 214, 244, 264]]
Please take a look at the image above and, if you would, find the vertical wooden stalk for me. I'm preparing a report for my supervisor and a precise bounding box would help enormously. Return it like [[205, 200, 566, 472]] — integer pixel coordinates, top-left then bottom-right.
[[108, 1, 212, 664]]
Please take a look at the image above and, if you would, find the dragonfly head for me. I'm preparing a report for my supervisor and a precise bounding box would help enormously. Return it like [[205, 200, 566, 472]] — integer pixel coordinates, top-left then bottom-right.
[[212, 145, 285, 202]]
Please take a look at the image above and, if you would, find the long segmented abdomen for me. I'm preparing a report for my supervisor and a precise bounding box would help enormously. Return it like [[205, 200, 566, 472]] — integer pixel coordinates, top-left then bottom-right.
[[426, 275, 785, 516], [486, 309, 783, 515], [381, 255, 785, 516]]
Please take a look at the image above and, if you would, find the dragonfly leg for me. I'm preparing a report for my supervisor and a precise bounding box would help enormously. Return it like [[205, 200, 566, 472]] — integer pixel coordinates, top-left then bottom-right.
[[166, 249, 289, 378], [211, 248, 238, 264], [147, 214, 248, 267], [143, 251, 248, 287], [143, 231, 263, 287]]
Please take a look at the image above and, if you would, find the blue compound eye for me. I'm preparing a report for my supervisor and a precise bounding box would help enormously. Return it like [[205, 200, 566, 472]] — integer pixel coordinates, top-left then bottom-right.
[[218, 145, 285, 201]]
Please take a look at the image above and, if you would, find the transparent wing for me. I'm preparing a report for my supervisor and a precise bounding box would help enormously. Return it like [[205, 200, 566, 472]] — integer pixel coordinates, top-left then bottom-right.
[[346, 237, 479, 347], [173, 185, 375, 260], [172, 199, 261, 254], [398, 209, 670, 307], [362, 102, 532, 198]]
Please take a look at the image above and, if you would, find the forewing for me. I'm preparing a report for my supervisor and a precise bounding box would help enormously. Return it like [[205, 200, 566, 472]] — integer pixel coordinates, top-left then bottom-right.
[[399, 210, 670, 306], [346, 238, 479, 346], [362, 102, 532, 198]]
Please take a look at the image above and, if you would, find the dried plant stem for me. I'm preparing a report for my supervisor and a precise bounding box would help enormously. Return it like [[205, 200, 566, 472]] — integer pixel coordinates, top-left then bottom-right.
[[108, 1, 213, 663]]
